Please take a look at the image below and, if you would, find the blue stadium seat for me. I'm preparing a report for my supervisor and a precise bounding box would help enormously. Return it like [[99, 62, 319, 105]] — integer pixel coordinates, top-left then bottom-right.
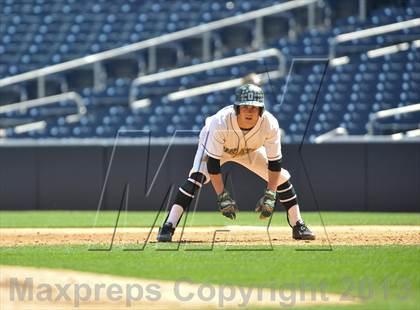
[[1, 1, 419, 140]]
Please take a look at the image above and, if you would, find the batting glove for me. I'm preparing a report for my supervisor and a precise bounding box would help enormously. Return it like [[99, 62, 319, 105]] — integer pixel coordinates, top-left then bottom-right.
[[255, 189, 276, 220], [217, 189, 238, 220]]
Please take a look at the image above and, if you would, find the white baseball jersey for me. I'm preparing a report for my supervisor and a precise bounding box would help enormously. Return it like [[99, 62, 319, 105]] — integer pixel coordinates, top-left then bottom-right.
[[190, 105, 290, 184], [202, 105, 282, 160]]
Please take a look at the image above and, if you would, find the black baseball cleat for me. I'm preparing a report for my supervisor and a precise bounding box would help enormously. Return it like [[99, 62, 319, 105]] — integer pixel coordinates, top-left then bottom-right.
[[292, 220, 316, 240], [157, 222, 175, 242]]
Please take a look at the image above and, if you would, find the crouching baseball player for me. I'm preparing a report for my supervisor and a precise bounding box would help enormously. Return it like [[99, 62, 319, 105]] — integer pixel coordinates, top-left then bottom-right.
[[157, 84, 315, 242]]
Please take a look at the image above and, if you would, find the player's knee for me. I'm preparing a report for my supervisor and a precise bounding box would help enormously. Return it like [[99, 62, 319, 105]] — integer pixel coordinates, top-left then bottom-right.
[[190, 172, 206, 184], [174, 172, 206, 210], [277, 180, 298, 210]]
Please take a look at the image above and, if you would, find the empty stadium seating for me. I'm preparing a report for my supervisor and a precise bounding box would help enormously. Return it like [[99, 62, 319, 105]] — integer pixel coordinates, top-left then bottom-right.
[[1, 0, 419, 141]]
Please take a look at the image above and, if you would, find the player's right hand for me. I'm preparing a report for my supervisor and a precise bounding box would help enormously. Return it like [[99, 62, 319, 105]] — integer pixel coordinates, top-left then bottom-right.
[[217, 189, 238, 220]]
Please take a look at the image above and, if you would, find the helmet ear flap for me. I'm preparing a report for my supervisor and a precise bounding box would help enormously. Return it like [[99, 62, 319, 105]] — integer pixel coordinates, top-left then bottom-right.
[[235, 105, 240, 115]]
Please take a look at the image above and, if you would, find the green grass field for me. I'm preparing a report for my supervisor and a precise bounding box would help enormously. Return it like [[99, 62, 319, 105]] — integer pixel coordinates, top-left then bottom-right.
[[1, 211, 419, 310], [1, 210, 419, 227]]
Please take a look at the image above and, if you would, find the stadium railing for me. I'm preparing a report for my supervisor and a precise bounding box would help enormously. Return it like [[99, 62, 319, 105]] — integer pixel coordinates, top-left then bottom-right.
[[129, 48, 285, 107], [329, 17, 420, 57], [0, 92, 87, 138], [166, 70, 283, 103], [0, 0, 321, 96], [367, 103, 420, 135]]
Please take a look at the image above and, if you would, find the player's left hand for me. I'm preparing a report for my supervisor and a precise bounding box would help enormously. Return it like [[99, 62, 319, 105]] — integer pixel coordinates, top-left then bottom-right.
[[255, 189, 276, 220]]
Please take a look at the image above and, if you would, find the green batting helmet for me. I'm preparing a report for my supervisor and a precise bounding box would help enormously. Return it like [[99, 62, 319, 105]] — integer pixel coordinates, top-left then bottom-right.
[[234, 84, 264, 115]]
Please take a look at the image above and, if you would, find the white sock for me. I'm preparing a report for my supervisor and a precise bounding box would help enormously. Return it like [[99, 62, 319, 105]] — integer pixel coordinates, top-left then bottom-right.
[[166, 204, 184, 228], [287, 205, 302, 226]]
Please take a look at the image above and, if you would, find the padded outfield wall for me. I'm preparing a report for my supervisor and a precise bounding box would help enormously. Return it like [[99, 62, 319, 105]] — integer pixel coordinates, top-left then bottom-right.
[[0, 140, 419, 212]]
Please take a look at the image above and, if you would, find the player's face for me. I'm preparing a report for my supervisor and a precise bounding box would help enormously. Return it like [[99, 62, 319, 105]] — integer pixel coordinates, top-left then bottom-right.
[[237, 105, 260, 129]]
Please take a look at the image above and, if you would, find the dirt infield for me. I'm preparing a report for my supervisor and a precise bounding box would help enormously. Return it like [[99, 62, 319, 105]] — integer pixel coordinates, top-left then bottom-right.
[[0, 265, 357, 310], [1, 225, 419, 247]]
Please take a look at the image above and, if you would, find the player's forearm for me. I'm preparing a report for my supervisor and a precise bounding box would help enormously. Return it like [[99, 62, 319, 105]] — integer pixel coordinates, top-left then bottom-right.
[[209, 173, 224, 195], [207, 156, 224, 195], [267, 170, 281, 192]]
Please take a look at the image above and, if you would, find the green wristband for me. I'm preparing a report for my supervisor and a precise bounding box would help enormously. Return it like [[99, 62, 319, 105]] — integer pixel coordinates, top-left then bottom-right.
[[265, 189, 276, 201]]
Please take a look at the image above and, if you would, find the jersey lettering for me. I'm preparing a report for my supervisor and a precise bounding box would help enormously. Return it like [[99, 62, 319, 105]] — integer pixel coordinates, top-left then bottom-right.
[[223, 146, 257, 157]]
